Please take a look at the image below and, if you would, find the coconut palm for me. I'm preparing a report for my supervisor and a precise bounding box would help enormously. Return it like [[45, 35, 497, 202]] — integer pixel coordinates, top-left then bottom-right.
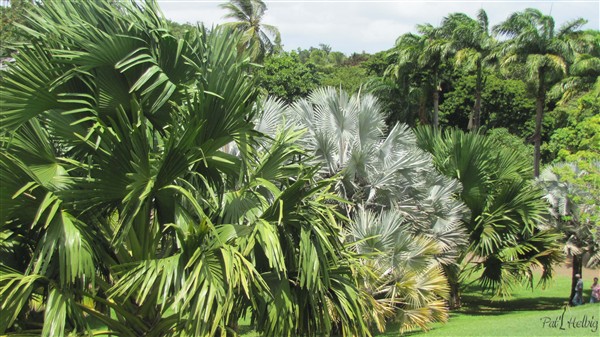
[[0, 1, 371, 336], [415, 127, 564, 303], [493, 9, 587, 176], [441, 9, 498, 131], [538, 161, 600, 304], [220, 0, 281, 62]]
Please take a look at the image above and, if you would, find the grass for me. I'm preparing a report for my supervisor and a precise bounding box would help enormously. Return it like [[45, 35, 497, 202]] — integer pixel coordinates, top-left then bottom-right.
[[390, 305, 599, 337], [237, 271, 600, 336], [377, 271, 600, 337], [86, 269, 598, 336]]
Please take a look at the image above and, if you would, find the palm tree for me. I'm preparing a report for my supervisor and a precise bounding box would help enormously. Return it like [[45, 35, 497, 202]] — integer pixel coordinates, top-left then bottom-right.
[[383, 43, 429, 126], [493, 8, 587, 176], [386, 24, 452, 127], [538, 162, 600, 304], [363, 75, 416, 126], [441, 9, 497, 131], [255, 88, 469, 331], [415, 127, 563, 304], [550, 30, 600, 105], [220, 0, 281, 62], [348, 207, 450, 333], [0, 1, 371, 336]]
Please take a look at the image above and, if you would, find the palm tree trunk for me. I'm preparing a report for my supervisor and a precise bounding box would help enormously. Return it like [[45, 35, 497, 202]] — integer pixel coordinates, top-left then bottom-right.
[[444, 263, 462, 309], [533, 71, 546, 177], [570, 254, 583, 305], [471, 63, 483, 131], [418, 94, 428, 125], [467, 112, 474, 131], [449, 281, 462, 309], [473, 91, 482, 131], [468, 90, 482, 131], [433, 89, 439, 128]]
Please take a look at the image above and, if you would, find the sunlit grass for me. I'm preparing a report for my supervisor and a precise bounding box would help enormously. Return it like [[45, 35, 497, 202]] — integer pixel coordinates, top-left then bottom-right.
[[378, 272, 600, 337], [237, 271, 599, 336]]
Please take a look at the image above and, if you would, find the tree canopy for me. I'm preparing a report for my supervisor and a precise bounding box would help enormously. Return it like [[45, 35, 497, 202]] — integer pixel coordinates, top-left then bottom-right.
[[1, 1, 597, 335]]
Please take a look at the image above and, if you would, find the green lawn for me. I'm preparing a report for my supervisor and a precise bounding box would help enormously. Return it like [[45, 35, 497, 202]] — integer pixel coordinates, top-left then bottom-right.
[[238, 272, 600, 336], [378, 272, 600, 337], [382, 306, 599, 337], [86, 271, 599, 336]]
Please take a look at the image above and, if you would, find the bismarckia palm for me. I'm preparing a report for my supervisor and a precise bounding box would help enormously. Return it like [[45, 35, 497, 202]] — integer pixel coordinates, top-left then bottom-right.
[[254, 88, 469, 331]]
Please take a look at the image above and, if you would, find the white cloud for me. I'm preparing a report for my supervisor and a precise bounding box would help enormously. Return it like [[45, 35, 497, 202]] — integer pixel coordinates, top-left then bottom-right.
[[158, 0, 600, 54]]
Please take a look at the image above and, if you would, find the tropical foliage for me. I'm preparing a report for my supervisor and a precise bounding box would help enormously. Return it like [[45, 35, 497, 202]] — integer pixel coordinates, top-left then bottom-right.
[[549, 30, 600, 105], [256, 46, 373, 103], [254, 52, 321, 102], [537, 161, 600, 303], [546, 78, 600, 163], [0, 1, 372, 336], [0, 0, 34, 57], [493, 8, 587, 176], [439, 74, 536, 135], [441, 9, 497, 130], [220, 0, 281, 62], [386, 23, 452, 126], [1, 0, 597, 335], [415, 127, 563, 303], [252, 88, 468, 331]]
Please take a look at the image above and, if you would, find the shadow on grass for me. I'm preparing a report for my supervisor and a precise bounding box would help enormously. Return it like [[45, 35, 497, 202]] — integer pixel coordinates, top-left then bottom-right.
[[458, 296, 569, 315], [455, 280, 571, 315]]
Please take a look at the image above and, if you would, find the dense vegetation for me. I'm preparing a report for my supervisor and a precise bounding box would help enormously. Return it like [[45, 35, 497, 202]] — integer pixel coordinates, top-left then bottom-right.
[[0, 0, 598, 336]]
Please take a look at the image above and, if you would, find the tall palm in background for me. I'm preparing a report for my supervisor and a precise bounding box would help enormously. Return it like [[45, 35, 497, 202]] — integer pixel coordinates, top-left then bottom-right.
[[441, 9, 497, 131], [0, 1, 371, 336], [386, 24, 452, 127], [415, 127, 563, 306], [549, 30, 600, 105], [220, 0, 281, 62], [493, 8, 586, 176], [384, 35, 430, 125]]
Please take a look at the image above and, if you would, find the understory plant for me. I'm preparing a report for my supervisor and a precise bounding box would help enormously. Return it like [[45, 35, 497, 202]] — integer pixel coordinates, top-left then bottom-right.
[[0, 1, 372, 336]]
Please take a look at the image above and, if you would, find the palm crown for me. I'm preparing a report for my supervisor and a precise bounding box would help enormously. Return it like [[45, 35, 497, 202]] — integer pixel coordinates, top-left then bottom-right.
[[220, 0, 281, 62], [493, 8, 586, 176]]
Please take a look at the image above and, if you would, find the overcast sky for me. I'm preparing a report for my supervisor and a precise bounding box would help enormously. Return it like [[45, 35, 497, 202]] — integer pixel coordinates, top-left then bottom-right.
[[158, 0, 600, 55]]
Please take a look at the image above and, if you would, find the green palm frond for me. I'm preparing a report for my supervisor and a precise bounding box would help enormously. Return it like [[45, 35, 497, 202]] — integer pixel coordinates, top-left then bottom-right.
[[1, 1, 320, 335], [416, 126, 558, 295], [0, 267, 45, 332], [538, 162, 600, 270], [220, 0, 279, 62]]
